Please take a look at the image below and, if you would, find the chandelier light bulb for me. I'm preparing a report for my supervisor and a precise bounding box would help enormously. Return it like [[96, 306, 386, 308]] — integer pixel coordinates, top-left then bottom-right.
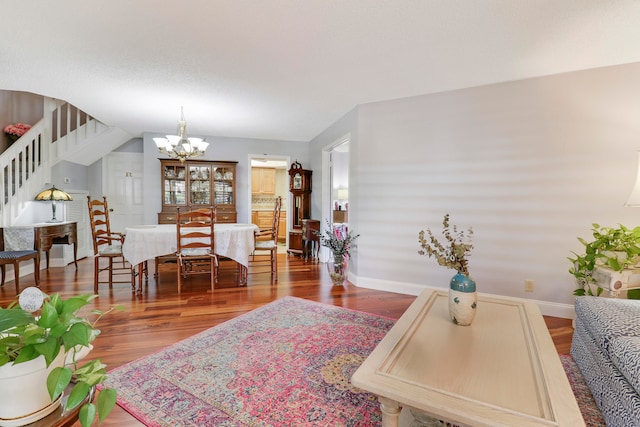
[[154, 107, 208, 163]]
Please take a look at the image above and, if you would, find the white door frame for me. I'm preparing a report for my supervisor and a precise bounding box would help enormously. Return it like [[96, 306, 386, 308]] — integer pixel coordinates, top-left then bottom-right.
[[247, 154, 291, 246], [320, 133, 350, 262]]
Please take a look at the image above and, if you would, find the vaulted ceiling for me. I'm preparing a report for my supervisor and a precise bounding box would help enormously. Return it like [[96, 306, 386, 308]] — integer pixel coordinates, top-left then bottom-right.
[[2, 1, 640, 142]]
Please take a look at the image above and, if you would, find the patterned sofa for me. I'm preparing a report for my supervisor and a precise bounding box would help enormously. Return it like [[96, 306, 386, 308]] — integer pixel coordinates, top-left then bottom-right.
[[571, 296, 640, 426]]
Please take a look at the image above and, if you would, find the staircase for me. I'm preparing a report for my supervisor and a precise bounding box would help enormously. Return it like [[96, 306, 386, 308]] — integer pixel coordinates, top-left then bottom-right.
[[0, 98, 131, 226]]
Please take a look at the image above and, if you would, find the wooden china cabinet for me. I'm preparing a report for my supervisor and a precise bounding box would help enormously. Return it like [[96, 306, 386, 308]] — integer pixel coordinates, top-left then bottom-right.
[[287, 161, 312, 256], [158, 159, 238, 224]]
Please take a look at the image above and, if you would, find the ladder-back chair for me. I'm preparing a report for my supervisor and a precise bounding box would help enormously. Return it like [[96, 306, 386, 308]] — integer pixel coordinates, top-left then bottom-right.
[[251, 196, 282, 282], [0, 226, 40, 293], [87, 196, 133, 293], [176, 207, 218, 293]]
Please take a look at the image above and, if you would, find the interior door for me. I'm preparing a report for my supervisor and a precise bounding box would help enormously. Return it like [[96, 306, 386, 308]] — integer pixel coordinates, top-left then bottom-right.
[[104, 152, 144, 233]]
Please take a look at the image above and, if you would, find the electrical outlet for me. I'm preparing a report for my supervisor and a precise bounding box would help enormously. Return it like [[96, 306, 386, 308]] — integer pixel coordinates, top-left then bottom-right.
[[525, 279, 535, 292]]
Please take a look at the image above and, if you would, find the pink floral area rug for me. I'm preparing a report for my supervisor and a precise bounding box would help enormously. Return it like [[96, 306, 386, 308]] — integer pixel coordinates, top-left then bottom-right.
[[103, 297, 396, 426], [559, 354, 606, 427]]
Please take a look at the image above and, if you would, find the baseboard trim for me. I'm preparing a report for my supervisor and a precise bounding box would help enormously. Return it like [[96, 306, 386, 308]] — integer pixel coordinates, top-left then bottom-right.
[[350, 275, 576, 319]]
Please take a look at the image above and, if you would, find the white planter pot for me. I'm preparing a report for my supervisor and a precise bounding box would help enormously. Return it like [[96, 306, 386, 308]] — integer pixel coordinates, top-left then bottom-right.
[[0, 351, 66, 425], [0, 345, 92, 426]]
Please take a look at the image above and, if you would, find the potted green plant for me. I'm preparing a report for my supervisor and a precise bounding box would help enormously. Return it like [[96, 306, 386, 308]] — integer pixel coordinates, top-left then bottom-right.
[[568, 223, 640, 297], [0, 288, 120, 426]]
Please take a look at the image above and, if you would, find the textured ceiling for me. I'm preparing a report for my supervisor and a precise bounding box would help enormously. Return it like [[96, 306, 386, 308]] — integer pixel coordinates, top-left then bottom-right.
[[2, 0, 640, 142]]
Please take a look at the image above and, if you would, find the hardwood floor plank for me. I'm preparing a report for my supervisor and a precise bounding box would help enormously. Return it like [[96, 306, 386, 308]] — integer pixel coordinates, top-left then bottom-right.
[[0, 254, 574, 426]]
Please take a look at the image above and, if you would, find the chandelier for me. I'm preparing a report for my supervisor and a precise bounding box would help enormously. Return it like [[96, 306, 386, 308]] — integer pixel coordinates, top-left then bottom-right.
[[153, 107, 209, 163]]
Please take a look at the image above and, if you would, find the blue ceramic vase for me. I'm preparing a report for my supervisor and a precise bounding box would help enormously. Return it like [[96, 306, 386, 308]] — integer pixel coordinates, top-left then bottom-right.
[[448, 272, 477, 326]]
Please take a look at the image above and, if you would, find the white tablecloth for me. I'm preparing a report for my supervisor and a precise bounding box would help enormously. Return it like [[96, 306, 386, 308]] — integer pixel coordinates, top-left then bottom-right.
[[122, 223, 259, 267]]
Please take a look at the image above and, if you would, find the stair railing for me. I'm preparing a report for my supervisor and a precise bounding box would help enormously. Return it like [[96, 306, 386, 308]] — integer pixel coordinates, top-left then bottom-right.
[[0, 98, 101, 226], [47, 99, 101, 166]]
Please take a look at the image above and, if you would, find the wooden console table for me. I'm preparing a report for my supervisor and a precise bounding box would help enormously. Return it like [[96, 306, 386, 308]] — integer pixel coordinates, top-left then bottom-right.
[[302, 219, 320, 261], [35, 222, 78, 269]]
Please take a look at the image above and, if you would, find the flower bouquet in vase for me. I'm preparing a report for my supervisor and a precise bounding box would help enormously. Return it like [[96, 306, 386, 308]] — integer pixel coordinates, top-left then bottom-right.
[[418, 213, 476, 325], [328, 253, 347, 286], [4, 123, 32, 143], [316, 220, 360, 286]]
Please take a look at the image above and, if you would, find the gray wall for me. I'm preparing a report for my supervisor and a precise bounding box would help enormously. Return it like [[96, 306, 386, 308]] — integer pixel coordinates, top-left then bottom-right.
[[42, 61, 640, 315], [51, 161, 89, 193], [55, 138, 144, 198], [142, 134, 309, 224], [310, 62, 640, 315], [309, 107, 358, 225]]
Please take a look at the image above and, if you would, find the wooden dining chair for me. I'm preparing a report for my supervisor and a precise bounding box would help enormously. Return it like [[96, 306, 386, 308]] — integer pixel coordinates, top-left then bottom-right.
[[87, 196, 135, 293], [176, 207, 217, 293], [0, 226, 40, 293], [251, 196, 282, 282]]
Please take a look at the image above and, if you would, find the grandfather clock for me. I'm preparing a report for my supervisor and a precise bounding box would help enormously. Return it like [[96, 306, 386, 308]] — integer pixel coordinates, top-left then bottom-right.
[[287, 161, 312, 256]]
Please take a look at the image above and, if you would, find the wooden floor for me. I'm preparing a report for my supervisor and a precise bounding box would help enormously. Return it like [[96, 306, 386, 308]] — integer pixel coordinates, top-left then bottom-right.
[[0, 254, 574, 427]]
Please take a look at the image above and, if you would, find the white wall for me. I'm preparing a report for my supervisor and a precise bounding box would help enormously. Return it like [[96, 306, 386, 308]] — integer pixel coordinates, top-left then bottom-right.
[[310, 62, 640, 316]]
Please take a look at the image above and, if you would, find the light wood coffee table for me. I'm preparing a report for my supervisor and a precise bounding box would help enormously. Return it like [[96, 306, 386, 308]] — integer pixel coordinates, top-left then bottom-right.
[[351, 289, 584, 427]]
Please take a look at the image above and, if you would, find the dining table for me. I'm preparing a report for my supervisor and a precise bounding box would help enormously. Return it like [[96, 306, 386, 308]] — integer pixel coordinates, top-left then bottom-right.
[[122, 223, 259, 292]]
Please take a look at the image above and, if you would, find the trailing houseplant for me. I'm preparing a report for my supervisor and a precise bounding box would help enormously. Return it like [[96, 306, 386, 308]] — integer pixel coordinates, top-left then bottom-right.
[[418, 213, 477, 325], [0, 289, 121, 426], [568, 223, 640, 297]]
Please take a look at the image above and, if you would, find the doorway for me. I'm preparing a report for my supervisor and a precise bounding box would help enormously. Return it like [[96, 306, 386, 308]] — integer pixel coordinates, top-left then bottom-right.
[[321, 134, 350, 261], [248, 155, 289, 252]]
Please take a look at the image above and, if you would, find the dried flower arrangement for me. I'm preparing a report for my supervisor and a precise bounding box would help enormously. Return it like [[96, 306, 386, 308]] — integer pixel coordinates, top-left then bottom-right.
[[418, 213, 474, 276]]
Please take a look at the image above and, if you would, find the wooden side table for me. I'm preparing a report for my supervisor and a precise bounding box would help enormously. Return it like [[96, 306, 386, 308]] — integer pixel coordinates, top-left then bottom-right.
[[332, 209, 347, 223], [302, 219, 320, 261], [35, 222, 78, 269]]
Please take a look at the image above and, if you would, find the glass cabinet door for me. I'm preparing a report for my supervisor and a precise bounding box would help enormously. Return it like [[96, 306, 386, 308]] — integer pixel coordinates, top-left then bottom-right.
[[213, 166, 234, 205], [292, 194, 302, 227], [188, 165, 211, 205], [159, 159, 237, 224], [163, 164, 186, 205]]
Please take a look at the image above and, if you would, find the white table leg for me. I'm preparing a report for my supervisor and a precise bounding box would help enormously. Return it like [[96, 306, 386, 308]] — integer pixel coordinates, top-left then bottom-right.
[[379, 397, 401, 427]]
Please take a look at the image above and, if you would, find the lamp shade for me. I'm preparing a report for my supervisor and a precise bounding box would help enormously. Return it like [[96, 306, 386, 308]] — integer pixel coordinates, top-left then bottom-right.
[[626, 152, 640, 207], [34, 185, 73, 202], [34, 185, 72, 222], [337, 188, 349, 200]]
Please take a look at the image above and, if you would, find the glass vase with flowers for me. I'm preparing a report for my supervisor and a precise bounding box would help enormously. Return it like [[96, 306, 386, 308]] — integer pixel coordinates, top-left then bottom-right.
[[4, 123, 32, 143], [315, 220, 360, 286]]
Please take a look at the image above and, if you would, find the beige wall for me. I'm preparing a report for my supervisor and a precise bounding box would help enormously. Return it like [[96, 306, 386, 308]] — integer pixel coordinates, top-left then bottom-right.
[[0, 90, 43, 151]]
